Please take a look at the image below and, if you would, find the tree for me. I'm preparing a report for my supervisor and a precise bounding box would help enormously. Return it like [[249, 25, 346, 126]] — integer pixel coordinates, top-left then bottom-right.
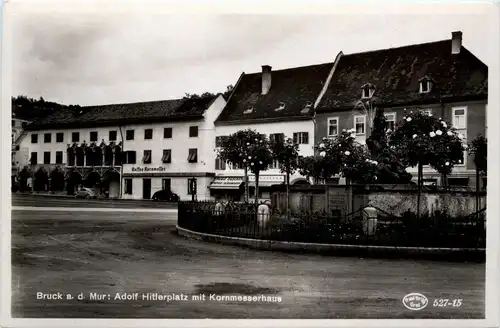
[[222, 85, 234, 100], [297, 155, 326, 184], [469, 134, 487, 214], [270, 137, 300, 214], [389, 109, 467, 217], [469, 134, 487, 177], [354, 100, 378, 133], [366, 107, 412, 184], [245, 135, 273, 204], [316, 130, 378, 184], [217, 129, 269, 202]]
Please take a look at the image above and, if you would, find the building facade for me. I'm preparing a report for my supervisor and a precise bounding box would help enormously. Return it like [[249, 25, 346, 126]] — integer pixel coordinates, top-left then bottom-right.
[[11, 115, 32, 178], [314, 31, 488, 188], [18, 95, 226, 200], [211, 60, 340, 201]]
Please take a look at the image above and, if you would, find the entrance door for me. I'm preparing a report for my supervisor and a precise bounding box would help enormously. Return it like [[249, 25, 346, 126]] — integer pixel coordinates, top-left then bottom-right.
[[143, 178, 151, 199]]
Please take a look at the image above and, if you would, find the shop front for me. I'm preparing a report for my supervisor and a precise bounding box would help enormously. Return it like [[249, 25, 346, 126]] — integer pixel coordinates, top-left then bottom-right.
[[121, 165, 215, 201], [209, 174, 285, 202]]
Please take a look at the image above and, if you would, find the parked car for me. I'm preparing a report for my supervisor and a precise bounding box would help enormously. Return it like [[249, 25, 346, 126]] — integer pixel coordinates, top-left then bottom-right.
[[75, 187, 97, 199], [152, 189, 179, 202]]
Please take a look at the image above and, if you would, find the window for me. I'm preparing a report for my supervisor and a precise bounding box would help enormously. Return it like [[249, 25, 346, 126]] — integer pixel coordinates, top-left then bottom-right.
[[187, 178, 197, 195], [126, 130, 135, 140], [354, 115, 366, 135], [243, 107, 254, 114], [361, 84, 375, 99], [109, 130, 117, 141], [55, 151, 63, 164], [419, 80, 431, 93], [420, 109, 432, 116], [327, 117, 339, 137], [89, 131, 98, 142], [56, 132, 64, 143], [452, 107, 467, 166], [164, 127, 172, 139], [452, 107, 467, 129], [124, 179, 133, 194], [215, 157, 226, 170], [189, 126, 199, 138], [30, 152, 37, 165], [144, 129, 153, 140], [269, 159, 280, 169], [188, 148, 198, 163], [162, 178, 171, 191], [125, 151, 136, 164], [293, 132, 309, 144], [162, 149, 172, 164], [72, 132, 80, 142], [31, 133, 38, 144], [270, 133, 285, 143], [275, 102, 285, 111], [44, 133, 52, 143], [43, 151, 51, 164], [142, 150, 152, 164], [384, 113, 396, 131]]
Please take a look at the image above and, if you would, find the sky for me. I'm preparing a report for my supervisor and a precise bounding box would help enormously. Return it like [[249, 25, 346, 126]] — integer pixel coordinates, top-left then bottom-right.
[[8, 0, 496, 106]]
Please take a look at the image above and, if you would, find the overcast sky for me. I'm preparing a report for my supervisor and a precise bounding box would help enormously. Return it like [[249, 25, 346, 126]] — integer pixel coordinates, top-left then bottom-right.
[[8, 1, 495, 106]]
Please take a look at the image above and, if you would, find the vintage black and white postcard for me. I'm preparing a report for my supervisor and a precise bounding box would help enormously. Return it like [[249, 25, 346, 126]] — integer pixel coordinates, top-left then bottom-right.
[[1, 1, 499, 328]]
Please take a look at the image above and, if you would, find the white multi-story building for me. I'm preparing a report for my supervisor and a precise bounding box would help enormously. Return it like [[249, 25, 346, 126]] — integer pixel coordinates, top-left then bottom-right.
[[17, 95, 226, 200], [210, 61, 340, 201]]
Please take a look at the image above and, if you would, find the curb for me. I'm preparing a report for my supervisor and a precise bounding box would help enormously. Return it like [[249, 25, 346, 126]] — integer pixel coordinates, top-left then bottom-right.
[[13, 192, 175, 203], [176, 225, 485, 261]]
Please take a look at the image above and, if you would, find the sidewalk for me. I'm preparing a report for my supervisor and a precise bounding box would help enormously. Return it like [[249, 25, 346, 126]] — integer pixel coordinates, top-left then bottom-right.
[[13, 192, 159, 203]]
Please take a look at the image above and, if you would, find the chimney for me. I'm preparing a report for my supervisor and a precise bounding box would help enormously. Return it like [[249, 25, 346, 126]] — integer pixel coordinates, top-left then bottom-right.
[[451, 31, 462, 54], [261, 65, 272, 95]]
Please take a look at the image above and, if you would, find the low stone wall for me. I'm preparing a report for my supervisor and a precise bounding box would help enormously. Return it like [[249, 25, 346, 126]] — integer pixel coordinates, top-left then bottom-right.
[[360, 192, 486, 217], [176, 225, 485, 261]]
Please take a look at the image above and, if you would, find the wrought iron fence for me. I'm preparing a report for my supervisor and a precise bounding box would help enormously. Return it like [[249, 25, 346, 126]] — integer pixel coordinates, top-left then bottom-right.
[[177, 201, 485, 249]]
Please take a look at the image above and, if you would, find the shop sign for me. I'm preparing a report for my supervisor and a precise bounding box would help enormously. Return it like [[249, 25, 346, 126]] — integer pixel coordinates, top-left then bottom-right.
[[131, 167, 166, 172]]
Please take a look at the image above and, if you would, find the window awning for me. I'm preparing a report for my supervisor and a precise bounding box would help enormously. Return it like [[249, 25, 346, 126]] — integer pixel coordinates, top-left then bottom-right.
[[209, 177, 244, 190]]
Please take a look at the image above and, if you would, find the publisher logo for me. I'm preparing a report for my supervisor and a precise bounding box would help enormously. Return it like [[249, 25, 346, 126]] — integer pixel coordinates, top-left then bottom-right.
[[402, 293, 428, 311]]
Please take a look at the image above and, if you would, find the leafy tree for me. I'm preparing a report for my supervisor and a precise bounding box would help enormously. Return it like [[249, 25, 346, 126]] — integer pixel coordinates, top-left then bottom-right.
[[217, 129, 269, 202], [389, 109, 467, 217], [245, 135, 273, 204], [297, 155, 325, 184], [12, 95, 80, 121], [270, 137, 300, 213], [354, 99, 378, 132], [366, 107, 412, 184], [183, 85, 234, 101], [469, 134, 487, 177], [316, 130, 378, 184]]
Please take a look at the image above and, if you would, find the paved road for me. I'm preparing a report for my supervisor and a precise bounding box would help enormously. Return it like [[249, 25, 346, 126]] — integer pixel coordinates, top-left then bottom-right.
[[10, 196, 485, 319], [11, 193, 177, 209]]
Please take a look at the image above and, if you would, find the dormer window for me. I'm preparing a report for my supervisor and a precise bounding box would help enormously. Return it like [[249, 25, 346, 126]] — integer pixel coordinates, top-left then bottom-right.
[[275, 102, 285, 112], [361, 83, 375, 99], [301, 101, 313, 114], [419, 76, 434, 94], [243, 106, 254, 115]]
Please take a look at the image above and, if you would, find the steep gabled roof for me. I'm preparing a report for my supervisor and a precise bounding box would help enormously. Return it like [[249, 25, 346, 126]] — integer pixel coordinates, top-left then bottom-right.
[[25, 96, 217, 131], [316, 39, 488, 112], [215, 62, 334, 124]]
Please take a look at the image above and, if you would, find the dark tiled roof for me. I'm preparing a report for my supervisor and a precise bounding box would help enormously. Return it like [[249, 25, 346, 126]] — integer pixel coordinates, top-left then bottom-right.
[[26, 96, 217, 130], [215, 63, 334, 123], [317, 40, 488, 111]]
